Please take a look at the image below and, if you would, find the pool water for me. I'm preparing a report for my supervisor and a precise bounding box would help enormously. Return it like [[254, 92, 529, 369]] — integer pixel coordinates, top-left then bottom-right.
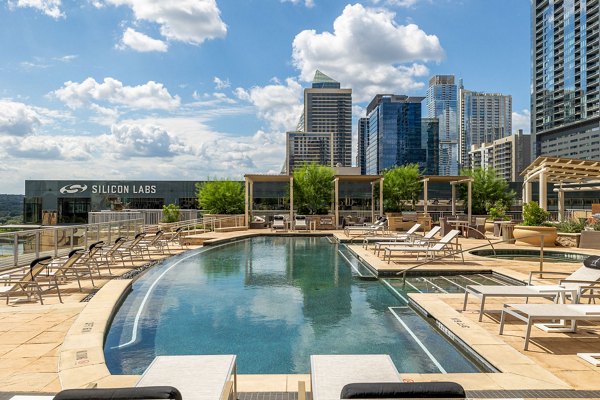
[[105, 236, 487, 375]]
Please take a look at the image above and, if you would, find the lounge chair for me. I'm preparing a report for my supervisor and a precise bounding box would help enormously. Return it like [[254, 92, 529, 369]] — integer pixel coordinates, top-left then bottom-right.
[[383, 230, 463, 263], [463, 257, 600, 321], [80, 240, 109, 276], [344, 217, 387, 237], [0, 256, 57, 304], [294, 215, 308, 230], [310, 355, 401, 400], [499, 303, 600, 350], [138, 230, 166, 256], [136, 355, 237, 400], [43, 248, 95, 292], [369, 225, 441, 255], [115, 233, 148, 265], [363, 223, 422, 249], [98, 236, 128, 267], [54, 386, 182, 400], [272, 215, 287, 231]]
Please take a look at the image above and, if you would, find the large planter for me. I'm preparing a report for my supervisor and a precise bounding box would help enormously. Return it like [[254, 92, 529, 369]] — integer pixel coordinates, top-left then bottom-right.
[[485, 221, 495, 234], [513, 225, 557, 247]]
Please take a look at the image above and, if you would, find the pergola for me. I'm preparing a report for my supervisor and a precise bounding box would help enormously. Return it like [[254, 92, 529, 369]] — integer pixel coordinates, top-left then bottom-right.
[[244, 174, 384, 228], [521, 156, 600, 221], [421, 175, 473, 221]]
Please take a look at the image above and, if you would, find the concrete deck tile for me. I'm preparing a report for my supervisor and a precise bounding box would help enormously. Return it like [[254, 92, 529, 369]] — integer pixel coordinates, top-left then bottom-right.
[[2, 343, 59, 358], [0, 344, 18, 356], [41, 377, 62, 392], [286, 374, 311, 392], [0, 356, 38, 370], [0, 330, 46, 345], [59, 333, 104, 351], [555, 370, 600, 390], [28, 330, 69, 344], [94, 374, 141, 388], [0, 372, 58, 391], [59, 363, 111, 389], [20, 356, 59, 373], [399, 373, 502, 391], [488, 372, 571, 390], [59, 347, 107, 371]]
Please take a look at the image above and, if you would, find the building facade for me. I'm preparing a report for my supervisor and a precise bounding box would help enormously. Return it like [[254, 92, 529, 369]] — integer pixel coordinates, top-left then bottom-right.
[[532, 0, 600, 160], [421, 118, 440, 175], [364, 95, 426, 175], [302, 70, 353, 167], [458, 85, 512, 167], [284, 131, 334, 173], [467, 130, 532, 182], [356, 117, 368, 175], [426, 75, 459, 175]]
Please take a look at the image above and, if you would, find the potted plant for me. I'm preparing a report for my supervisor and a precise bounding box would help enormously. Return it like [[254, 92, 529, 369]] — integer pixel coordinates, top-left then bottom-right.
[[485, 201, 508, 234], [513, 201, 557, 247]]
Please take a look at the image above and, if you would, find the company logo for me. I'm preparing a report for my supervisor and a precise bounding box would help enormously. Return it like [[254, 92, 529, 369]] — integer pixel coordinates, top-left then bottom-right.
[[59, 184, 88, 194]]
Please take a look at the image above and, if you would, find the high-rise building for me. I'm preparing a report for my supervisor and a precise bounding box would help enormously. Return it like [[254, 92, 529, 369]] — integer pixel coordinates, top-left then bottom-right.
[[421, 118, 440, 175], [467, 130, 532, 182], [426, 75, 459, 175], [284, 131, 334, 174], [365, 94, 426, 175], [302, 70, 353, 167], [356, 118, 368, 175], [458, 85, 512, 167], [532, 0, 600, 160]]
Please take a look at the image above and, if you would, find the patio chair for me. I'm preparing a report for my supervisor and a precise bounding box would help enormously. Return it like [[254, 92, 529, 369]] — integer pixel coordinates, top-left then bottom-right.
[[98, 236, 128, 267], [295, 215, 308, 230], [468, 217, 487, 239], [42, 248, 96, 292], [161, 227, 186, 250], [272, 215, 286, 231], [310, 355, 401, 400], [382, 230, 463, 263], [54, 386, 182, 400], [138, 230, 166, 256], [115, 233, 148, 265], [135, 355, 237, 400], [344, 217, 387, 237], [367, 224, 436, 254], [0, 256, 57, 304], [80, 240, 109, 276], [499, 303, 600, 350], [463, 256, 600, 321]]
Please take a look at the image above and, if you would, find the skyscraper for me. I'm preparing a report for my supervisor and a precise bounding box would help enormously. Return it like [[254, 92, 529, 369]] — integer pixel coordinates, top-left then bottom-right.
[[532, 0, 600, 160], [284, 131, 334, 173], [426, 75, 459, 175], [458, 85, 512, 168], [303, 70, 353, 167], [356, 117, 368, 175], [421, 118, 440, 175], [365, 95, 426, 175]]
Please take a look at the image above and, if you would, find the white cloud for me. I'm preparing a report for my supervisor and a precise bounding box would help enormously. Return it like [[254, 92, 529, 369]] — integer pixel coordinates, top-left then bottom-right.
[[52, 77, 180, 110], [54, 54, 78, 62], [512, 109, 531, 134], [292, 3, 444, 101], [371, 0, 421, 7], [213, 77, 230, 90], [0, 100, 43, 136], [281, 0, 314, 7], [234, 78, 303, 132], [8, 0, 64, 18], [99, 0, 227, 45], [118, 28, 168, 52], [101, 123, 186, 158]]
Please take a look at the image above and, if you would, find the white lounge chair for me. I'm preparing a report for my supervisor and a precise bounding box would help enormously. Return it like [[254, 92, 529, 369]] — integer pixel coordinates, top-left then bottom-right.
[[370, 225, 442, 256], [310, 355, 401, 400], [136, 355, 237, 400], [295, 215, 308, 230], [499, 303, 600, 350], [463, 262, 600, 321], [362, 223, 422, 249], [383, 230, 462, 263], [344, 218, 387, 237]]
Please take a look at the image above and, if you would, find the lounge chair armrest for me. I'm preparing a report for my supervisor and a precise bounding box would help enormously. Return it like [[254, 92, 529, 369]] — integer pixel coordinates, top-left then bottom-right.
[[560, 279, 600, 285], [528, 270, 571, 284]]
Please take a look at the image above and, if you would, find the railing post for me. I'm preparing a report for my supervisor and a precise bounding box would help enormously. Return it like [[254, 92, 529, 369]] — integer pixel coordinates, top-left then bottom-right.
[[539, 234, 544, 276], [54, 229, 59, 257], [35, 230, 40, 259], [13, 233, 18, 268]]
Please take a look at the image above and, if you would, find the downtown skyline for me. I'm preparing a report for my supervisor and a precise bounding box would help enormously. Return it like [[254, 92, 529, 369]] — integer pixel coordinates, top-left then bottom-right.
[[0, 0, 531, 193]]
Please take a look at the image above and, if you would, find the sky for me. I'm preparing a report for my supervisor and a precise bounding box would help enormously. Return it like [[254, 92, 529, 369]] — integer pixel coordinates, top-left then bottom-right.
[[0, 0, 531, 194]]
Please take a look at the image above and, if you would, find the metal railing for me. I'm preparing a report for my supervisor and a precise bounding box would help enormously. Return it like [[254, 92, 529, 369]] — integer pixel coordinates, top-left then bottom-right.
[[395, 231, 548, 286], [0, 218, 144, 272], [89, 209, 199, 225]]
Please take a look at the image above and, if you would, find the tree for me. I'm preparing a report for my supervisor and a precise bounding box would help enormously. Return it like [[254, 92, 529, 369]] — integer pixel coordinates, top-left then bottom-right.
[[293, 163, 334, 215], [382, 164, 423, 212], [161, 204, 180, 223], [459, 167, 515, 215], [196, 180, 245, 214]]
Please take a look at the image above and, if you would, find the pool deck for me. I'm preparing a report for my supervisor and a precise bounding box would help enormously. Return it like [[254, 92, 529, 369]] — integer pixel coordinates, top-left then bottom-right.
[[1, 229, 600, 398]]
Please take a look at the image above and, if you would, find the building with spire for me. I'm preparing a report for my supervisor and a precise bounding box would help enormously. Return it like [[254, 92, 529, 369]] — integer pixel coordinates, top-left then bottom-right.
[[426, 75, 459, 175]]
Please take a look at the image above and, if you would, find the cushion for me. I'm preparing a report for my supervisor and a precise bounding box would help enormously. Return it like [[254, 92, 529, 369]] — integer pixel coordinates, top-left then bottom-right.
[[341, 382, 465, 399], [68, 249, 83, 258], [88, 241, 104, 251], [584, 256, 600, 269], [54, 386, 182, 400]]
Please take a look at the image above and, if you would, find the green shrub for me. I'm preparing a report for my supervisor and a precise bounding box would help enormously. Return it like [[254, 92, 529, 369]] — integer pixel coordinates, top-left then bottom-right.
[[196, 180, 245, 214], [162, 204, 180, 223], [554, 219, 586, 233], [521, 201, 551, 226], [459, 167, 515, 215], [486, 201, 508, 221], [382, 164, 422, 212], [293, 163, 334, 215]]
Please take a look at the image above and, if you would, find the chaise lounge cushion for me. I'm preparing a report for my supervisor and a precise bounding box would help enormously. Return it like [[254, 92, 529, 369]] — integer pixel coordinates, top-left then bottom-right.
[[340, 382, 465, 399], [584, 256, 600, 269], [53, 386, 182, 400]]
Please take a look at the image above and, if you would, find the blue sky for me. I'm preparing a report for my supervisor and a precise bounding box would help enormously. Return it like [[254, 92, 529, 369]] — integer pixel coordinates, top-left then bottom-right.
[[0, 0, 530, 194]]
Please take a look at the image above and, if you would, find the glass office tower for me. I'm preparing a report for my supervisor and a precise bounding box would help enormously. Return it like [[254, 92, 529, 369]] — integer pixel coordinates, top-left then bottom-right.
[[426, 75, 459, 175], [356, 118, 368, 175], [532, 0, 600, 160], [365, 95, 426, 175]]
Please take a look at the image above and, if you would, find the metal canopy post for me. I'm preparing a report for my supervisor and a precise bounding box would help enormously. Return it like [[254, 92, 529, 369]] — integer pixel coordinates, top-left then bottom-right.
[[379, 177, 384, 219], [451, 184, 456, 216], [244, 177, 250, 227], [371, 182, 375, 223], [334, 177, 339, 228], [539, 170, 548, 211], [422, 178, 429, 216], [467, 180, 472, 223], [558, 183, 565, 222], [289, 176, 294, 224]]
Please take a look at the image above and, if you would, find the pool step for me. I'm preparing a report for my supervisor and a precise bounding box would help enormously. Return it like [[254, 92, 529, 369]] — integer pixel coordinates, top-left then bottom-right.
[[338, 248, 377, 280]]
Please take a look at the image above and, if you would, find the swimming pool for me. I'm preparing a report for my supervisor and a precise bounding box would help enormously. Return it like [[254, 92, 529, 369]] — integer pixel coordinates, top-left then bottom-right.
[[104, 236, 487, 375]]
